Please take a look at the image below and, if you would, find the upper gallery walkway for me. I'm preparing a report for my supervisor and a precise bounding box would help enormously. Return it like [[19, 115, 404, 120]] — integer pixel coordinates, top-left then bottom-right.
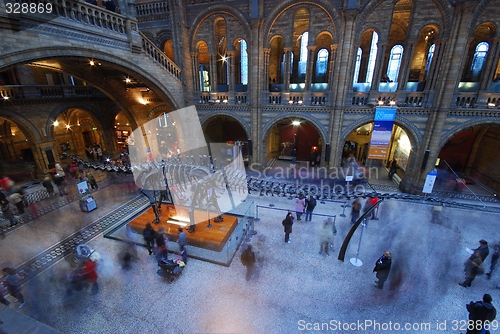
[[0, 0, 183, 107]]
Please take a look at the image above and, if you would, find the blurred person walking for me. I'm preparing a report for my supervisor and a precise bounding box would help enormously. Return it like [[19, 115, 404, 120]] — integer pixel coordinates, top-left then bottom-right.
[[486, 242, 500, 279], [78, 258, 99, 294], [319, 221, 334, 256], [373, 251, 392, 289], [240, 244, 256, 281], [2, 267, 24, 308], [460, 251, 484, 288], [350, 197, 361, 225]]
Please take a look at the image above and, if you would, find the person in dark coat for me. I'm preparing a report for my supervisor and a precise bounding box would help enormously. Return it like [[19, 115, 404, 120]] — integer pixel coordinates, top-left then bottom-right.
[[387, 159, 398, 180], [177, 227, 188, 264], [42, 175, 55, 196], [466, 294, 497, 334], [154, 227, 168, 260], [373, 251, 392, 289], [142, 223, 156, 255], [1, 199, 16, 227], [282, 212, 294, 243], [350, 197, 361, 225], [240, 244, 256, 281], [460, 251, 483, 288], [474, 240, 490, 262], [304, 195, 317, 222]]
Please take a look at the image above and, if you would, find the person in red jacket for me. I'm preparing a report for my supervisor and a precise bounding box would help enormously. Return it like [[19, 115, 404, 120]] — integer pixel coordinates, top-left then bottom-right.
[[78, 258, 98, 294]]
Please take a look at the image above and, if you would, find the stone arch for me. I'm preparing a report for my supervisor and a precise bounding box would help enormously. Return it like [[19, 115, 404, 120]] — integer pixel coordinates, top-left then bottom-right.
[[189, 5, 251, 51], [261, 113, 327, 146], [45, 103, 105, 141], [199, 112, 251, 140], [358, 0, 451, 39], [0, 47, 180, 113], [263, 0, 339, 48], [438, 117, 500, 153], [0, 109, 43, 143], [471, 0, 499, 36], [337, 113, 422, 165], [147, 104, 170, 121]]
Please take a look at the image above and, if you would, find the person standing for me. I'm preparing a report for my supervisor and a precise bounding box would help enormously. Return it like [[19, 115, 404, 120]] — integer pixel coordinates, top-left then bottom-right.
[[177, 227, 187, 264], [319, 221, 334, 256], [387, 159, 398, 180], [486, 243, 500, 279], [240, 244, 256, 281], [282, 212, 294, 243], [142, 223, 156, 255], [86, 170, 98, 190], [466, 294, 497, 334], [474, 240, 490, 262], [460, 251, 484, 288], [295, 194, 306, 221], [9, 191, 24, 214], [373, 251, 392, 289], [304, 195, 317, 222], [1, 198, 16, 227], [155, 227, 168, 260], [42, 175, 55, 196], [54, 161, 68, 196], [350, 197, 361, 225], [2, 268, 24, 308]]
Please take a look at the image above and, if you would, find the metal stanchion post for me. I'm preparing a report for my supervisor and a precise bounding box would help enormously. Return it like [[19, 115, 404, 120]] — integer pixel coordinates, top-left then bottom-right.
[[340, 201, 347, 217], [350, 219, 366, 267]]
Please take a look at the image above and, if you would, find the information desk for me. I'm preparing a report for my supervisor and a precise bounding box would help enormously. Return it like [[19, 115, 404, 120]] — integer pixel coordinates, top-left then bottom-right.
[[80, 194, 97, 212]]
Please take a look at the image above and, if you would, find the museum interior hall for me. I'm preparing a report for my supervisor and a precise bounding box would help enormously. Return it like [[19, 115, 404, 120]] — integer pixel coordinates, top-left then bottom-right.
[[1, 0, 500, 333]]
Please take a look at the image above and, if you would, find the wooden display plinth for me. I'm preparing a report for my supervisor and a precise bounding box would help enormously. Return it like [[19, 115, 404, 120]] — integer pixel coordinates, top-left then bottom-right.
[[127, 204, 239, 252]]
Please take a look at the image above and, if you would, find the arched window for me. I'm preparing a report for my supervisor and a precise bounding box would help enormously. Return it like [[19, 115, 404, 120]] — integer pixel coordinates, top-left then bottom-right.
[[424, 44, 435, 80], [298, 32, 309, 75], [353, 47, 362, 84], [240, 40, 248, 85], [387, 44, 404, 82], [366, 32, 378, 84], [470, 42, 489, 81], [316, 48, 328, 77]]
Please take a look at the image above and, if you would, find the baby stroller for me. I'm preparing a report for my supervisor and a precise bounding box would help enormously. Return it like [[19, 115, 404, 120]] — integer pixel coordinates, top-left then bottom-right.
[[157, 258, 185, 283]]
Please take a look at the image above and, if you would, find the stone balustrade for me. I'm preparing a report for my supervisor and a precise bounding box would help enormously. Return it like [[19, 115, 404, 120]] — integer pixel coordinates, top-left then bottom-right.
[[50, 0, 127, 34], [135, 0, 169, 22], [140, 31, 181, 80], [0, 85, 105, 100]]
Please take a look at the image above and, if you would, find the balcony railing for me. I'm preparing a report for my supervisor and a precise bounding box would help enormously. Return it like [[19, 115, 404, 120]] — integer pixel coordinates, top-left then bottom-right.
[[50, 0, 127, 34], [0, 85, 105, 100], [135, 0, 169, 22]]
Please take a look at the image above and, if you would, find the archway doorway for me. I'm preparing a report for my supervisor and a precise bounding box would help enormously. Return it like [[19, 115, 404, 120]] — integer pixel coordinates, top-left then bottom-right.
[[0, 117, 36, 181], [114, 112, 132, 152], [343, 123, 413, 181], [266, 118, 322, 165], [436, 125, 500, 196], [52, 109, 101, 159], [203, 115, 250, 163]]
